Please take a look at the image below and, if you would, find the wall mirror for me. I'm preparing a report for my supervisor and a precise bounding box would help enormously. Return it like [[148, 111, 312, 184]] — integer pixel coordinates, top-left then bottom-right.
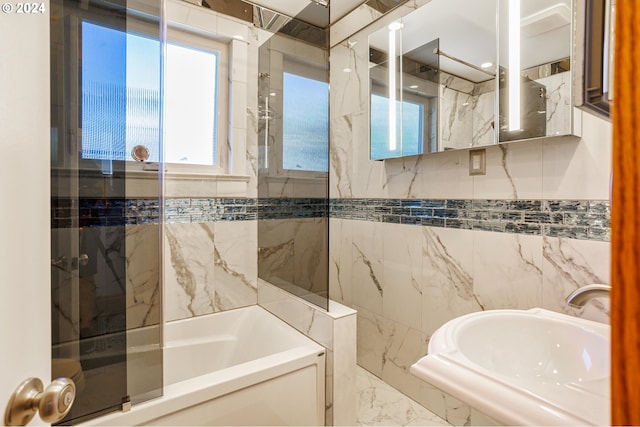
[[498, 0, 576, 142], [368, 0, 580, 159]]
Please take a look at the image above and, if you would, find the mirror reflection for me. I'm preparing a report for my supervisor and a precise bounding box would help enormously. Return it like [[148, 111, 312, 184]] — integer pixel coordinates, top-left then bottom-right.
[[369, 22, 439, 160], [498, 0, 573, 142], [368, 0, 579, 159], [369, 0, 498, 158]]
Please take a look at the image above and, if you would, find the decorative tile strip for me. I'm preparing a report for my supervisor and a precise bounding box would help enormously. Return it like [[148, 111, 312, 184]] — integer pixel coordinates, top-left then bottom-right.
[[329, 199, 611, 242], [165, 198, 258, 224], [52, 197, 328, 227], [257, 198, 328, 220]]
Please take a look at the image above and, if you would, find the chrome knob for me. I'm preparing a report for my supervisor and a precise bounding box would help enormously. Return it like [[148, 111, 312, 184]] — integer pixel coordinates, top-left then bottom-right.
[[4, 377, 76, 426], [131, 144, 150, 162]]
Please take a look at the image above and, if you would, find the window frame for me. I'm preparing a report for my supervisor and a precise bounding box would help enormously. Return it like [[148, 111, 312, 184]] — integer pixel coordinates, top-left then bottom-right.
[[75, 19, 230, 174], [369, 81, 435, 160], [268, 55, 329, 180]]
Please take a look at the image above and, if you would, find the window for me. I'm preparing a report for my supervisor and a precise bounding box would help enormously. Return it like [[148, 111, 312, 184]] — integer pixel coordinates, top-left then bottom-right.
[[81, 21, 161, 162], [370, 93, 425, 160], [282, 72, 329, 172], [165, 43, 219, 165], [81, 21, 226, 168]]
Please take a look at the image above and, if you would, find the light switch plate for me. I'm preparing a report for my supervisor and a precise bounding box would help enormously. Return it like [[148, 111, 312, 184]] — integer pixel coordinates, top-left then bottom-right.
[[469, 148, 486, 175]]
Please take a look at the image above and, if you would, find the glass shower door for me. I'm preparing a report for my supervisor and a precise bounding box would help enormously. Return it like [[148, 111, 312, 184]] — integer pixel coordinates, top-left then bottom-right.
[[50, 0, 163, 423]]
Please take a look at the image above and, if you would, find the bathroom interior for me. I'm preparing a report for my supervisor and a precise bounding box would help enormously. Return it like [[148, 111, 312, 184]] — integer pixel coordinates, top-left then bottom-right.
[[1, 0, 634, 425]]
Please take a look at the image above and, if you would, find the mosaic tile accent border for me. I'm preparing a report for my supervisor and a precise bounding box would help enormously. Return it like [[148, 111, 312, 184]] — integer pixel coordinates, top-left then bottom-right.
[[53, 197, 610, 241], [165, 198, 257, 224], [52, 197, 328, 228], [257, 198, 328, 220], [52, 198, 161, 228], [329, 199, 611, 242]]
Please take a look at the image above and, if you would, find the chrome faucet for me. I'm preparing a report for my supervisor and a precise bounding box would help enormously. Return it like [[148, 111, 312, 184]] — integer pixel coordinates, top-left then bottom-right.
[[565, 284, 611, 308]]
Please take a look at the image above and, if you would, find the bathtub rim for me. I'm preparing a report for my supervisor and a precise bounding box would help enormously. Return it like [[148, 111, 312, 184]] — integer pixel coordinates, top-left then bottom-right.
[[85, 305, 326, 426]]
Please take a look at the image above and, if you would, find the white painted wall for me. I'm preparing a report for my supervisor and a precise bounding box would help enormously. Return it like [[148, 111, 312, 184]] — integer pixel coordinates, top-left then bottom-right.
[[0, 2, 51, 425]]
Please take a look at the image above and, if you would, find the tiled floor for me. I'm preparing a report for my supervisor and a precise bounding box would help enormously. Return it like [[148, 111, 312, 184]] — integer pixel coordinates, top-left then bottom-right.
[[356, 366, 451, 426]]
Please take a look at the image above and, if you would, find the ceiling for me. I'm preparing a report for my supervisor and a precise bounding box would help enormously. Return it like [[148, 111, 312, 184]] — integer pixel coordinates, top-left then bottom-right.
[[247, 0, 364, 28], [369, 0, 572, 82]]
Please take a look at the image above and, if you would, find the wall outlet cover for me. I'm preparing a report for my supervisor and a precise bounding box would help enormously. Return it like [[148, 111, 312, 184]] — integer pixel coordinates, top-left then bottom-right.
[[469, 149, 486, 175]]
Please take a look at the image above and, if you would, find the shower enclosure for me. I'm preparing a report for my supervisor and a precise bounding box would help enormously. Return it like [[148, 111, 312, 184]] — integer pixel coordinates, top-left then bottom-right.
[[50, 0, 164, 422]]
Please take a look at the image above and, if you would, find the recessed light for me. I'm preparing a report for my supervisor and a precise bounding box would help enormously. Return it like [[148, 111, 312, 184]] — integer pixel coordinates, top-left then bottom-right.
[[269, 92, 276, 97], [481, 62, 493, 68], [388, 21, 403, 31], [343, 67, 352, 73], [409, 85, 418, 89]]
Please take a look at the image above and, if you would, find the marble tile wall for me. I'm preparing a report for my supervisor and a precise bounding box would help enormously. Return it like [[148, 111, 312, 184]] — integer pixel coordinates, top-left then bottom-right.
[[257, 217, 329, 296], [329, 3, 613, 423], [258, 279, 357, 426], [439, 72, 495, 151]]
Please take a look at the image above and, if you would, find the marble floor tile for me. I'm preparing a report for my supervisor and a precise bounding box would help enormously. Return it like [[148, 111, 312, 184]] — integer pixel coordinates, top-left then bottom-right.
[[356, 366, 450, 426]]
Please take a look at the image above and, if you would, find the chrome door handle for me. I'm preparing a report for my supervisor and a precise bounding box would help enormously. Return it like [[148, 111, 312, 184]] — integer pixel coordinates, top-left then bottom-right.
[[4, 377, 76, 426]]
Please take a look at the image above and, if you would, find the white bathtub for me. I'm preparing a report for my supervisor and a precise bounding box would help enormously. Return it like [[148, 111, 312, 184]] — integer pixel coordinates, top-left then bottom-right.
[[89, 305, 326, 426]]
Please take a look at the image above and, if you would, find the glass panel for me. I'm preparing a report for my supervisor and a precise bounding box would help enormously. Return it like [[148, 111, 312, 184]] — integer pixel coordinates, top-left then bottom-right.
[[50, 0, 163, 422], [282, 72, 329, 172], [257, 3, 329, 311]]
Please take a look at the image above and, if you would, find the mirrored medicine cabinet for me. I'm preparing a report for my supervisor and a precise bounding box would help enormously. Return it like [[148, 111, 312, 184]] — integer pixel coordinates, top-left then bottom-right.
[[369, 0, 580, 160]]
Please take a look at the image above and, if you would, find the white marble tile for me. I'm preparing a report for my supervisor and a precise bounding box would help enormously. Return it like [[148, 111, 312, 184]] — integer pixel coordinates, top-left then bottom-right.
[[330, 4, 383, 48], [329, 218, 353, 306], [542, 111, 612, 200], [542, 236, 610, 323], [352, 112, 387, 198], [537, 72, 571, 137], [382, 223, 423, 330], [257, 279, 305, 331], [356, 306, 384, 377], [330, 40, 368, 117], [473, 141, 543, 200], [329, 112, 355, 199], [383, 155, 425, 199], [472, 90, 496, 147], [422, 149, 473, 200], [164, 223, 216, 321], [292, 178, 329, 199], [326, 349, 335, 425], [381, 318, 425, 402], [212, 220, 257, 311], [473, 231, 543, 310], [422, 227, 479, 338], [230, 81, 248, 135], [418, 382, 471, 427], [214, 179, 249, 197], [126, 224, 161, 329], [293, 218, 329, 294], [351, 220, 384, 315], [257, 219, 295, 284], [357, 366, 450, 427], [470, 408, 500, 426], [333, 313, 358, 426], [439, 82, 474, 151], [302, 304, 334, 350]]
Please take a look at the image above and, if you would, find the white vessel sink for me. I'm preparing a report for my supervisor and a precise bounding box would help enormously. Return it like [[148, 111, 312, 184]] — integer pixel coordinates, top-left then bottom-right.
[[410, 308, 610, 426]]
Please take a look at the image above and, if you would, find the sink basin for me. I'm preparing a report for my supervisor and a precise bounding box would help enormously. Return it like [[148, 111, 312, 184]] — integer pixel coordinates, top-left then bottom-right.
[[410, 308, 610, 425]]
